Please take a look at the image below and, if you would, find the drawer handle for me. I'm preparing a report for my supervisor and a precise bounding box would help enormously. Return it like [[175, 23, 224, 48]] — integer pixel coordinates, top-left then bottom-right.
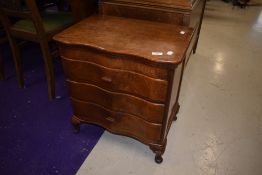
[[101, 76, 112, 83], [105, 117, 115, 122]]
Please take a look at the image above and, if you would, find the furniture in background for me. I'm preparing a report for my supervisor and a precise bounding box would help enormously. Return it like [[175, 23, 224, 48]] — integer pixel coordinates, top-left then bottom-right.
[[0, 0, 74, 99], [232, 0, 250, 8], [69, 0, 98, 22], [54, 15, 194, 163], [99, 0, 207, 64]]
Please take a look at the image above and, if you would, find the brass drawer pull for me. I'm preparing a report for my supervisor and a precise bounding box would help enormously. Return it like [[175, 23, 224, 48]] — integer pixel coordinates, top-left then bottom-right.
[[105, 117, 115, 122], [101, 76, 112, 83]]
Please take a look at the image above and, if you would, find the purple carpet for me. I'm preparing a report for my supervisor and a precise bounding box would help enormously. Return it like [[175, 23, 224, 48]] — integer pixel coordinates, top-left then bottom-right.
[[0, 43, 104, 175]]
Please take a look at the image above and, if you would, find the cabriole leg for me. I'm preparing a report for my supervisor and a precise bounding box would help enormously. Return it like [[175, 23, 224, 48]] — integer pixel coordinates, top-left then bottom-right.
[[155, 153, 163, 164], [149, 140, 167, 164]]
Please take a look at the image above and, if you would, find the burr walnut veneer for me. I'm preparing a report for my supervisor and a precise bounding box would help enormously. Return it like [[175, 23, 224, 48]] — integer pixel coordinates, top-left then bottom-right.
[[54, 15, 193, 163]]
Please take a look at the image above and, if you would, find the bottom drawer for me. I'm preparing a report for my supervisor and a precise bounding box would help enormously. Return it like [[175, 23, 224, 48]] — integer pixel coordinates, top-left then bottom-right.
[[72, 98, 162, 144]]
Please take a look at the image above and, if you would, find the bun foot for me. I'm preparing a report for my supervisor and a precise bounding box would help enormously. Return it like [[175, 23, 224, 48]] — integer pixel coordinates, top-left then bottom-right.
[[71, 116, 81, 134], [155, 154, 163, 164], [173, 116, 178, 121], [150, 140, 166, 164]]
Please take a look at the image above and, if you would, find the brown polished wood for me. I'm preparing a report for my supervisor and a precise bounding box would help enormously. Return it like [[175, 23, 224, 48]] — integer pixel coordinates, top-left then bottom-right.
[[60, 46, 169, 79], [66, 0, 206, 60], [99, 0, 207, 63], [54, 15, 193, 163], [69, 0, 98, 21], [62, 58, 168, 102], [68, 81, 165, 123], [72, 98, 163, 143], [55, 16, 193, 65], [67, 0, 206, 63]]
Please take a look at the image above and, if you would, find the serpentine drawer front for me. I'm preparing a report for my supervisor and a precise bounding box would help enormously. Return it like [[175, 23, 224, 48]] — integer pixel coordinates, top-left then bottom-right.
[[62, 57, 168, 102], [67, 81, 165, 123], [54, 15, 193, 163]]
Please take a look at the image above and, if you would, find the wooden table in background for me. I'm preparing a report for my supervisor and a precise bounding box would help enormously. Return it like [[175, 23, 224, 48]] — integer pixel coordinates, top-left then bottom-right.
[[69, 0, 98, 22]]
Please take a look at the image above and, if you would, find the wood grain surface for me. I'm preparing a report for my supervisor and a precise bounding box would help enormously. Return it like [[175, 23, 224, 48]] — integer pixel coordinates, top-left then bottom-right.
[[54, 15, 194, 66]]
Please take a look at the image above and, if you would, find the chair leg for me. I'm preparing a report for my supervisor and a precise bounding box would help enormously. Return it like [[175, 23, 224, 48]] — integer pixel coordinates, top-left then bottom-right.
[[9, 37, 24, 87], [39, 41, 55, 100], [0, 51, 4, 80]]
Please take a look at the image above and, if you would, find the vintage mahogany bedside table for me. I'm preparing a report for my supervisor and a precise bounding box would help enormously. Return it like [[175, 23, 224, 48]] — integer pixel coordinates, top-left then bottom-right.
[[54, 15, 193, 163]]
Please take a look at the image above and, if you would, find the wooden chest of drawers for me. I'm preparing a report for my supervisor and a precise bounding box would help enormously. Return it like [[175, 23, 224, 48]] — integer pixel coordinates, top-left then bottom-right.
[[54, 15, 193, 163]]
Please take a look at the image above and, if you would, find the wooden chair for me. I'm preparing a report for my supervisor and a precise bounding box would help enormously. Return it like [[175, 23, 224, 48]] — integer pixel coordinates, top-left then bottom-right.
[[0, 0, 74, 99]]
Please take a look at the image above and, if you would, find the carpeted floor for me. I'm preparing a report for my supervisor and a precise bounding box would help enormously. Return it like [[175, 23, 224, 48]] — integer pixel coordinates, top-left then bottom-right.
[[0, 43, 104, 175]]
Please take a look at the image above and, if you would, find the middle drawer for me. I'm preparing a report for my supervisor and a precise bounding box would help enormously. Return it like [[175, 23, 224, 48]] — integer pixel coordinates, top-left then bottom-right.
[[68, 80, 165, 123], [62, 57, 168, 103]]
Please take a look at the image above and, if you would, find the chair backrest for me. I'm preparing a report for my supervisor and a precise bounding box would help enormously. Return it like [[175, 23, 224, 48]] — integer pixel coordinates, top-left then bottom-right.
[[0, 0, 47, 40], [0, 0, 23, 10], [0, 0, 35, 19]]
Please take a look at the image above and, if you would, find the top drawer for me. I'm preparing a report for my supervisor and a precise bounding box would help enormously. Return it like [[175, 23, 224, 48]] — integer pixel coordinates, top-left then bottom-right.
[[59, 46, 168, 80], [62, 57, 168, 103]]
